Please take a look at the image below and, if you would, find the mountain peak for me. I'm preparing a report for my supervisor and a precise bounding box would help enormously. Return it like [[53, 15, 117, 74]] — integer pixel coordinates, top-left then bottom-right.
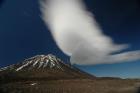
[[15, 54, 64, 71], [0, 54, 95, 79], [0, 54, 65, 72]]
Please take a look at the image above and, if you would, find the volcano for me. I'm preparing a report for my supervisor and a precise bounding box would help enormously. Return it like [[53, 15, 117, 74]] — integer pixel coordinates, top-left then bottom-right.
[[0, 54, 94, 82], [0, 54, 140, 93]]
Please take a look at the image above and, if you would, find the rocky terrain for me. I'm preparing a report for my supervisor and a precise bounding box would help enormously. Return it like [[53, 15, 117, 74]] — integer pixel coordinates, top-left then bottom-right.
[[0, 54, 140, 93]]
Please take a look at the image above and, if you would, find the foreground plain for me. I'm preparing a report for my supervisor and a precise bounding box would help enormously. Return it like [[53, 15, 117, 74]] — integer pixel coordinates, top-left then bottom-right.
[[0, 79, 140, 93]]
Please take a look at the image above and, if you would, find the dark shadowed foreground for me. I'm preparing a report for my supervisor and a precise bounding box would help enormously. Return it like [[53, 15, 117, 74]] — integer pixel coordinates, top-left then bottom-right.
[[0, 54, 140, 93], [0, 79, 140, 93]]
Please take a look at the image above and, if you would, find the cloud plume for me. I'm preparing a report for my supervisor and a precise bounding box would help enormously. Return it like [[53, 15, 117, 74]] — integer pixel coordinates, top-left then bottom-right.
[[40, 0, 140, 65]]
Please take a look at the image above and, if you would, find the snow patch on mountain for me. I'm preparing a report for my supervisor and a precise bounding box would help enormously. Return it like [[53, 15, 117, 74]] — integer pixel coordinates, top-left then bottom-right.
[[0, 54, 64, 72]]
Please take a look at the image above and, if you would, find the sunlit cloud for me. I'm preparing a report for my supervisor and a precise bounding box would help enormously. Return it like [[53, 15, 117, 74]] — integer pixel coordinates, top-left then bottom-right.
[[41, 0, 140, 65]]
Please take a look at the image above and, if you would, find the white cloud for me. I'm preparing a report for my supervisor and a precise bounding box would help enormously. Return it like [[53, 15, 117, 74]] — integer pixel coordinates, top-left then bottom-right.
[[41, 0, 140, 65]]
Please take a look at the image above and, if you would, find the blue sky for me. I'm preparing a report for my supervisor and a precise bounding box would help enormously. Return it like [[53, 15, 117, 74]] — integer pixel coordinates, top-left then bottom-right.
[[0, 0, 140, 78]]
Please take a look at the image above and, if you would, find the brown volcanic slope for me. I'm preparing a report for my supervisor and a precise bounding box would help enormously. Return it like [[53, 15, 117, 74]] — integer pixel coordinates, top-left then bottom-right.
[[0, 54, 94, 81], [0, 54, 140, 93]]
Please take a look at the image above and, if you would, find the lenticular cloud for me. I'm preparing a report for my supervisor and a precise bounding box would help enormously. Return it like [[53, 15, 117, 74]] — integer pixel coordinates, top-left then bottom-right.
[[40, 0, 140, 65]]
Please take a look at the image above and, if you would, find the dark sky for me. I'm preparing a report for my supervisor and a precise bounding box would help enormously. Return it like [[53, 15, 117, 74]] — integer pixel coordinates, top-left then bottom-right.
[[0, 0, 140, 78], [0, 0, 68, 67], [0, 0, 4, 8], [84, 0, 140, 48]]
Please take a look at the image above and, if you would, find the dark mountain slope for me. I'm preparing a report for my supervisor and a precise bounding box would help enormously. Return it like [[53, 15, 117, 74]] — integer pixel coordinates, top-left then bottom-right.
[[0, 54, 95, 83]]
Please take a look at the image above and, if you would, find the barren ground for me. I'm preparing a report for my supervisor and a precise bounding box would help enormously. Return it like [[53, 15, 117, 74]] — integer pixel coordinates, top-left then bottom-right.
[[0, 79, 140, 93]]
